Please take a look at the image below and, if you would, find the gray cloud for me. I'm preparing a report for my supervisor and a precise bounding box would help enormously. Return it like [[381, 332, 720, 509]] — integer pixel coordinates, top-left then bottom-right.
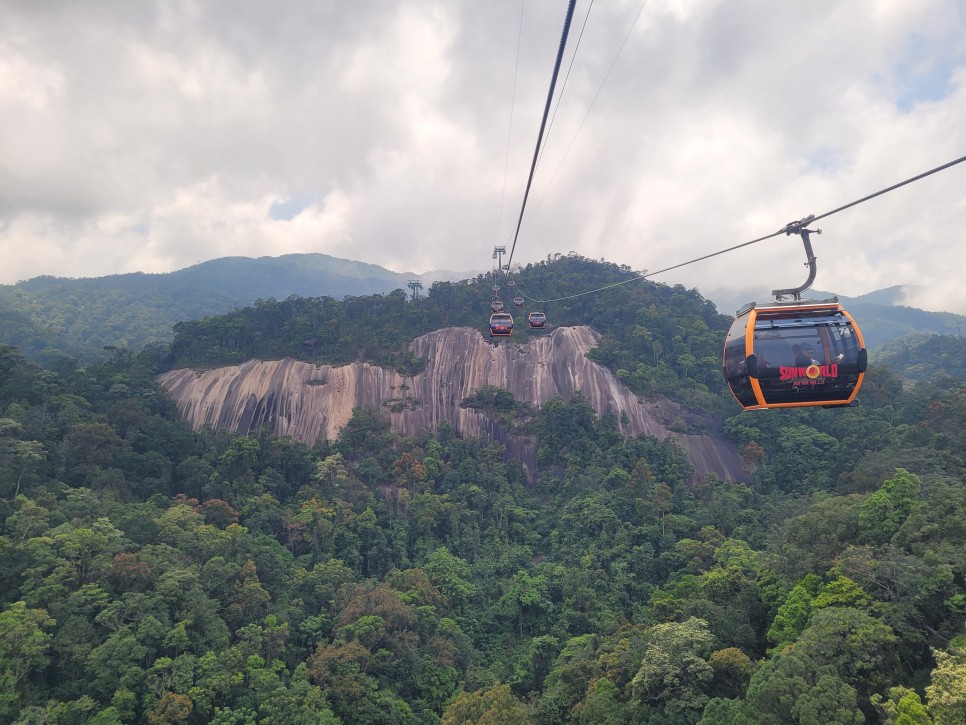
[[1, 0, 964, 314]]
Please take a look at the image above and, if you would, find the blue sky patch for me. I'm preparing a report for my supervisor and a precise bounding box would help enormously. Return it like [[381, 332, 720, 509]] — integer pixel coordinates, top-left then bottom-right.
[[893, 34, 962, 112], [269, 197, 312, 221]]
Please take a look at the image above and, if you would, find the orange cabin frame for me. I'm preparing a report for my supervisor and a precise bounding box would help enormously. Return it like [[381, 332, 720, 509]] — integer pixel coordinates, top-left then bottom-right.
[[723, 302, 867, 410]]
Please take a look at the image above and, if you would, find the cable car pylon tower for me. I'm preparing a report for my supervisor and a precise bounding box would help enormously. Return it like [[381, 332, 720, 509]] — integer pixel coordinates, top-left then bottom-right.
[[493, 246, 507, 275], [407, 280, 423, 301]]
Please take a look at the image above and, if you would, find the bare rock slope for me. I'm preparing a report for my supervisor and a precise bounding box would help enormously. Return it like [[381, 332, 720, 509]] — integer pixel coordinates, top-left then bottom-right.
[[157, 326, 743, 482]]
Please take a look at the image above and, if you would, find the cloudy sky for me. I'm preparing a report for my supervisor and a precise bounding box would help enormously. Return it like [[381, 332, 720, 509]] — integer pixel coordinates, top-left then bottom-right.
[[2, 0, 965, 312]]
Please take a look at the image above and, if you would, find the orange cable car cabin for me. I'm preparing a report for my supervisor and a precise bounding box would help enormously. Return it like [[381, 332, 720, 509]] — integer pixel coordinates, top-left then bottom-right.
[[723, 300, 867, 410], [489, 312, 514, 337]]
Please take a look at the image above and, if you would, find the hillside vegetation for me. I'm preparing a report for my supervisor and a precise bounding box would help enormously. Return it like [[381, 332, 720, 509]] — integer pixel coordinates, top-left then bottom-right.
[[0, 254, 444, 363], [0, 253, 965, 722], [168, 255, 732, 414], [873, 333, 966, 383]]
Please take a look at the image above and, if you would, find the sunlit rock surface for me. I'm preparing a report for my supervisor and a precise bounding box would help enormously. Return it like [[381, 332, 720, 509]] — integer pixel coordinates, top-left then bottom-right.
[[157, 326, 744, 482]]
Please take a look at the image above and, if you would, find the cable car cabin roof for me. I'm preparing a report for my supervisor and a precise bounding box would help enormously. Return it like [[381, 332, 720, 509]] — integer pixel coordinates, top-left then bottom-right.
[[723, 301, 868, 410]]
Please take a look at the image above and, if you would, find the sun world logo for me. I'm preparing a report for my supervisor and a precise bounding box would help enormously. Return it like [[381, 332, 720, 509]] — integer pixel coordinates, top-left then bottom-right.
[[779, 363, 839, 382]]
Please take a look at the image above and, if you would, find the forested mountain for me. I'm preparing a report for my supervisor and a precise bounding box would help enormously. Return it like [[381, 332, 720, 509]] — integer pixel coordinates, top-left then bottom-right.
[[3, 249, 959, 369], [873, 333, 966, 383], [166, 255, 732, 416], [0, 254, 471, 364], [1, 255, 965, 723], [835, 301, 966, 349]]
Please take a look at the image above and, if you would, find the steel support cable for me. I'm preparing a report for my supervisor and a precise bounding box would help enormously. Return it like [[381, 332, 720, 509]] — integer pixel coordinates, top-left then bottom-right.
[[495, 0, 527, 247], [501, 0, 648, 249], [511, 152, 966, 304], [809, 153, 966, 225], [503, 0, 578, 279], [535, 0, 594, 174], [511, 228, 785, 303]]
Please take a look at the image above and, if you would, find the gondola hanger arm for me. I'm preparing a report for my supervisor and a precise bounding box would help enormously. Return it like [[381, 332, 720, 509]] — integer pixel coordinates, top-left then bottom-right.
[[772, 215, 822, 301]]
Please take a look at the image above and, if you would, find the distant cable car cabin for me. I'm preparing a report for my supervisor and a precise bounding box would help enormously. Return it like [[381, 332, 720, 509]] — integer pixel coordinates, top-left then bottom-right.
[[489, 313, 514, 337], [527, 311, 547, 329], [491, 300, 504, 313], [513, 296, 526, 307], [722, 217, 867, 410]]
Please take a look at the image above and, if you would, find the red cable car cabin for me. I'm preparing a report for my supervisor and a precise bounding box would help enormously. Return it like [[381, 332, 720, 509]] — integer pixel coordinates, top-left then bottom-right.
[[489, 313, 514, 337], [527, 311, 547, 329], [723, 301, 867, 410]]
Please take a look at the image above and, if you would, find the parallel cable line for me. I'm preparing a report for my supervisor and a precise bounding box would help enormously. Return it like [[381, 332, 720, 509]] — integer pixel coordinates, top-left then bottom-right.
[[494, 0, 527, 247], [512, 153, 966, 304], [503, 0, 649, 248], [535, 0, 594, 174], [504, 0, 579, 277], [529, 0, 649, 221]]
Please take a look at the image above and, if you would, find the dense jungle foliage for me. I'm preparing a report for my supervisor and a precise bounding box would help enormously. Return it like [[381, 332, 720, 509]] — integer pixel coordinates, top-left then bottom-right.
[[872, 334, 966, 384], [2, 310, 966, 724], [167, 255, 733, 415]]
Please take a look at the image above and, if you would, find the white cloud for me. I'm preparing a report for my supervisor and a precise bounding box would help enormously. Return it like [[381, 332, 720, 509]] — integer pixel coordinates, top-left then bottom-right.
[[0, 0, 964, 314], [0, 40, 64, 112]]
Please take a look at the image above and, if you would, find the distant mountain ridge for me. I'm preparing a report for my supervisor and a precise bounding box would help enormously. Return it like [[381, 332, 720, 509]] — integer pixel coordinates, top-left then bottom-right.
[[0, 253, 476, 363], [708, 285, 966, 349], [3, 251, 964, 379], [872, 333, 966, 383], [814, 287, 966, 348], [834, 285, 920, 306]]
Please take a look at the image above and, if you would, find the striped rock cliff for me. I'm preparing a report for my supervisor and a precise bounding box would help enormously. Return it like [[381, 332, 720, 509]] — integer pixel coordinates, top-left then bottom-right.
[[156, 326, 744, 482]]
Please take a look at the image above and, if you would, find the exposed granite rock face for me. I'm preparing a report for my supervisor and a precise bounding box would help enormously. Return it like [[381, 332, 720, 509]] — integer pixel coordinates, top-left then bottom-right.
[[157, 326, 744, 482]]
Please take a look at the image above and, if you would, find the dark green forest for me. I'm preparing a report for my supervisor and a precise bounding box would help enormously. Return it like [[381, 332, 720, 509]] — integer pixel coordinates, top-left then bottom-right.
[[873, 334, 966, 384], [0, 254, 431, 364], [1, 255, 965, 723], [167, 255, 732, 416]]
